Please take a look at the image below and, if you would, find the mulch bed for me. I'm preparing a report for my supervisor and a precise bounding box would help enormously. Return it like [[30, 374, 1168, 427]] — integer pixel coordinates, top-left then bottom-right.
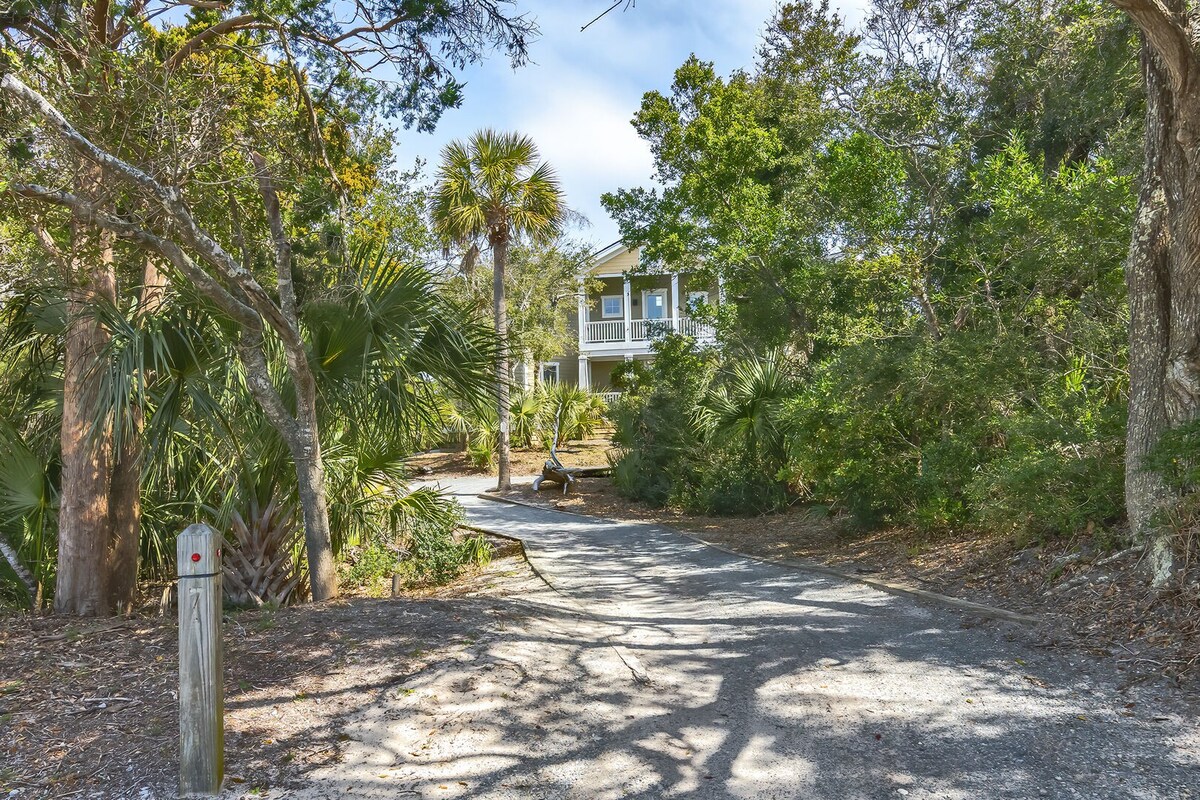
[[505, 477, 1200, 693], [0, 543, 539, 799], [409, 437, 617, 480]]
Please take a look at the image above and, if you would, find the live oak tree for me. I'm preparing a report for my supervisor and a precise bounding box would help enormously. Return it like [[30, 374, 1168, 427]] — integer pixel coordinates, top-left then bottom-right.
[[607, 2, 1156, 556], [1, 0, 535, 610], [1110, 0, 1200, 584], [431, 130, 565, 491]]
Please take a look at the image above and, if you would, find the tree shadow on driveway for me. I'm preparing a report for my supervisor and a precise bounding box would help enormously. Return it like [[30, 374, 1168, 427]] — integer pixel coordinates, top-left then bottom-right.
[[278, 498, 1200, 800]]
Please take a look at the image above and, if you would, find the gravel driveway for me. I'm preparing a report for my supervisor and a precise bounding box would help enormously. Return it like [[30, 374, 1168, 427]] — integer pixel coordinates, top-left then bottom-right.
[[287, 476, 1199, 800]]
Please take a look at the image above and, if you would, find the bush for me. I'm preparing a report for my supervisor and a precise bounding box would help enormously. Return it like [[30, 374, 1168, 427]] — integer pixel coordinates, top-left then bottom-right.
[[611, 336, 797, 515], [610, 336, 711, 507], [404, 518, 492, 586], [969, 435, 1125, 544], [783, 329, 1128, 540], [340, 542, 402, 594], [677, 447, 790, 515], [450, 384, 609, 465], [785, 332, 1029, 530]]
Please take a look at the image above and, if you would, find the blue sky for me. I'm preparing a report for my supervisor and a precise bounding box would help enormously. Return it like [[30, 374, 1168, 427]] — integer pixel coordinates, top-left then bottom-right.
[[394, 1, 871, 249]]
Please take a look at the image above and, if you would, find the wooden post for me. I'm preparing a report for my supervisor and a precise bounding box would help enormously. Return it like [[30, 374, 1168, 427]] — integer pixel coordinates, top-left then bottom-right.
[[177, 523, 224, 797]]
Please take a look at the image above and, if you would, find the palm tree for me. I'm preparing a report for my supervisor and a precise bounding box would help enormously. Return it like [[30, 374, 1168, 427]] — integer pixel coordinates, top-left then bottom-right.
[[698, 349, 798, 480], [0, 245, 494, 607], [431, 130, 566, 490]]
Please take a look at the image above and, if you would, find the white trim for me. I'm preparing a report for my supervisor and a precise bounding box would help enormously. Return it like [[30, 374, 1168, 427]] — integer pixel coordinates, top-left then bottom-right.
[[576, 277, 587, 346], [601, 294, 623, 318], [541, 362, 560, 383], [623, 278, 633, 340]]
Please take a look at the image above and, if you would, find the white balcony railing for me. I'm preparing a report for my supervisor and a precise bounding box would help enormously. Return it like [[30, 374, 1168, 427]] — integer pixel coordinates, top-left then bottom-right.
[[583, 317, 715, 348], [586, 319, 626, 343]]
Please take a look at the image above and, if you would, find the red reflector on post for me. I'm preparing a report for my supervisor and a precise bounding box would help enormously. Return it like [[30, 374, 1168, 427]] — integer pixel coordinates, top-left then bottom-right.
[[191, 553, 201, 562]]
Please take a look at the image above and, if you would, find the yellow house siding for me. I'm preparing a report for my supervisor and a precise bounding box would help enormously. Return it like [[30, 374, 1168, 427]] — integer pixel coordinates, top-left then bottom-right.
[[588, 245, 641, 275]]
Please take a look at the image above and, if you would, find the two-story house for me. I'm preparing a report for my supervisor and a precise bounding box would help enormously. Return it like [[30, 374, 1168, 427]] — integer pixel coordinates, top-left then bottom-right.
[[530, 241, 719, 399]]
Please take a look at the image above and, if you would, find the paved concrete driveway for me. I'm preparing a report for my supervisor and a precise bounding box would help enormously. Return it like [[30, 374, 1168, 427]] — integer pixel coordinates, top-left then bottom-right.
[[292, 476, 1199, 800]]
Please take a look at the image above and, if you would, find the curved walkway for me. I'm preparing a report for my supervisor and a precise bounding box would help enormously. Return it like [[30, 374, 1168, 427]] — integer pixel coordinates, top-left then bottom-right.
[[293, 476, 1199, 800]]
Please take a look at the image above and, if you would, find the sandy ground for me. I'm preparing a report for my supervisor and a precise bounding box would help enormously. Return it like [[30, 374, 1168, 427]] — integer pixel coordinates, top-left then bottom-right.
[[502, 476, 1200, 691], [281, 476, 1200, 800], [409, 437, 616, 482], [0, 540, 542, 799]]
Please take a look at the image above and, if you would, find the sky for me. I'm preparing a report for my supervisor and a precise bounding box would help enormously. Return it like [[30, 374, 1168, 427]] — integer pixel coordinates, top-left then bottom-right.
[[394, 0, 872, 249]]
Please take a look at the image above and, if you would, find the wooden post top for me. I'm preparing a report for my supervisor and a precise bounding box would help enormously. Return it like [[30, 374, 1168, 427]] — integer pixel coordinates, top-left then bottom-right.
[[177, 523, 221, 578]]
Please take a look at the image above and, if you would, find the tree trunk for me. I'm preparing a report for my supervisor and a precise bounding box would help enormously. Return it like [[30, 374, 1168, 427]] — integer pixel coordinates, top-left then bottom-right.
[[106, 258, 166, 612], [0, 533, 38, 606], [290, 391, 338, 601], [1124, 38, 1177, 585], [493, 233, 512, 491], [106, 408, 140, 612], [56, 211, 116, 616], [1116, 9, 1200, 586]]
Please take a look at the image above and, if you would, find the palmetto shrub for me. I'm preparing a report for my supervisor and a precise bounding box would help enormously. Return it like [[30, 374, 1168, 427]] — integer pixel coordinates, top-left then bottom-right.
[[223, 491, 306, 607], [450, 382, 608, 465], [0, 244, 494, 605], [540, 382, 606, 446]]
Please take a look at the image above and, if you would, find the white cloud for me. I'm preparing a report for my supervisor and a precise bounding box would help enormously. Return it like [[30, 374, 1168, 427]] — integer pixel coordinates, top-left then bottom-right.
[[393, 0, 876, 245], [518, 77, 655, 236]]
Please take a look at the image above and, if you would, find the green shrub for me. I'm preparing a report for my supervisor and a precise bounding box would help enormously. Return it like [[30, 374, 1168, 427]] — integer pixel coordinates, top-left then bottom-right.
[[404, 519, 492, 586], [610, 359, 650, 393], [509, 390, 542, 448], [466, 436, 495, 469], [969, 436, 1125, 544], [1143, 418, 1200, 490], [540, 382, 606, 445], [680, 448, 790, 515], [613, 336, 798, 515], [341, 542, 402, 593]]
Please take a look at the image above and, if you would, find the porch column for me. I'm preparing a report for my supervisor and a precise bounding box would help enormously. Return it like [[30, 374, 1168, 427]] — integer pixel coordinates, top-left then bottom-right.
[[670, 273, 680, 331], [577, 276, 587, 347], [578, 356, 590, 390], [622, 277, 633, 341], [717, 274, 726, 304]]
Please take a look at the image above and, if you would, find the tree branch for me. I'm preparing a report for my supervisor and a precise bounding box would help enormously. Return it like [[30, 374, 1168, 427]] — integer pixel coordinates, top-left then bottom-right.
[[0, 72, 301, 347], [10, 181, 303, 445], [325, 11, 415, 45], [165, 14, 272, 69], [1110, 0, 1194, 91], [9, 183, 260, 329], [248, 151, 299, 334]]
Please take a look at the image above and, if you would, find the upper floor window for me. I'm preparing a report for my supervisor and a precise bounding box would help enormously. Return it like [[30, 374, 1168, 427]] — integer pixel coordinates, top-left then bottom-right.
[[687, 291, 710, 312], [602, 295, 623, 318]]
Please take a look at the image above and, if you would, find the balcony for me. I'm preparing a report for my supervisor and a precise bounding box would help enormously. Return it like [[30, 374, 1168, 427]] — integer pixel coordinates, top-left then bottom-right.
[[581, 316, 716, 351]]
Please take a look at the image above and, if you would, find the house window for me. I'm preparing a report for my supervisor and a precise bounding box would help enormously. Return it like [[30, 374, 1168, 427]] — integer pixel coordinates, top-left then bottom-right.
[[601, 295, 623, 318], [644, 290, 667, 320], [687, 291, 710, 312], [541, 363, 560, 383]]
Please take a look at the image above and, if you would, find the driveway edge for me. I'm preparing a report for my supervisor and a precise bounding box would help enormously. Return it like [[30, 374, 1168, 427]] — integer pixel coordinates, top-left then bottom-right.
[[475, 491, 1041, 627]]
